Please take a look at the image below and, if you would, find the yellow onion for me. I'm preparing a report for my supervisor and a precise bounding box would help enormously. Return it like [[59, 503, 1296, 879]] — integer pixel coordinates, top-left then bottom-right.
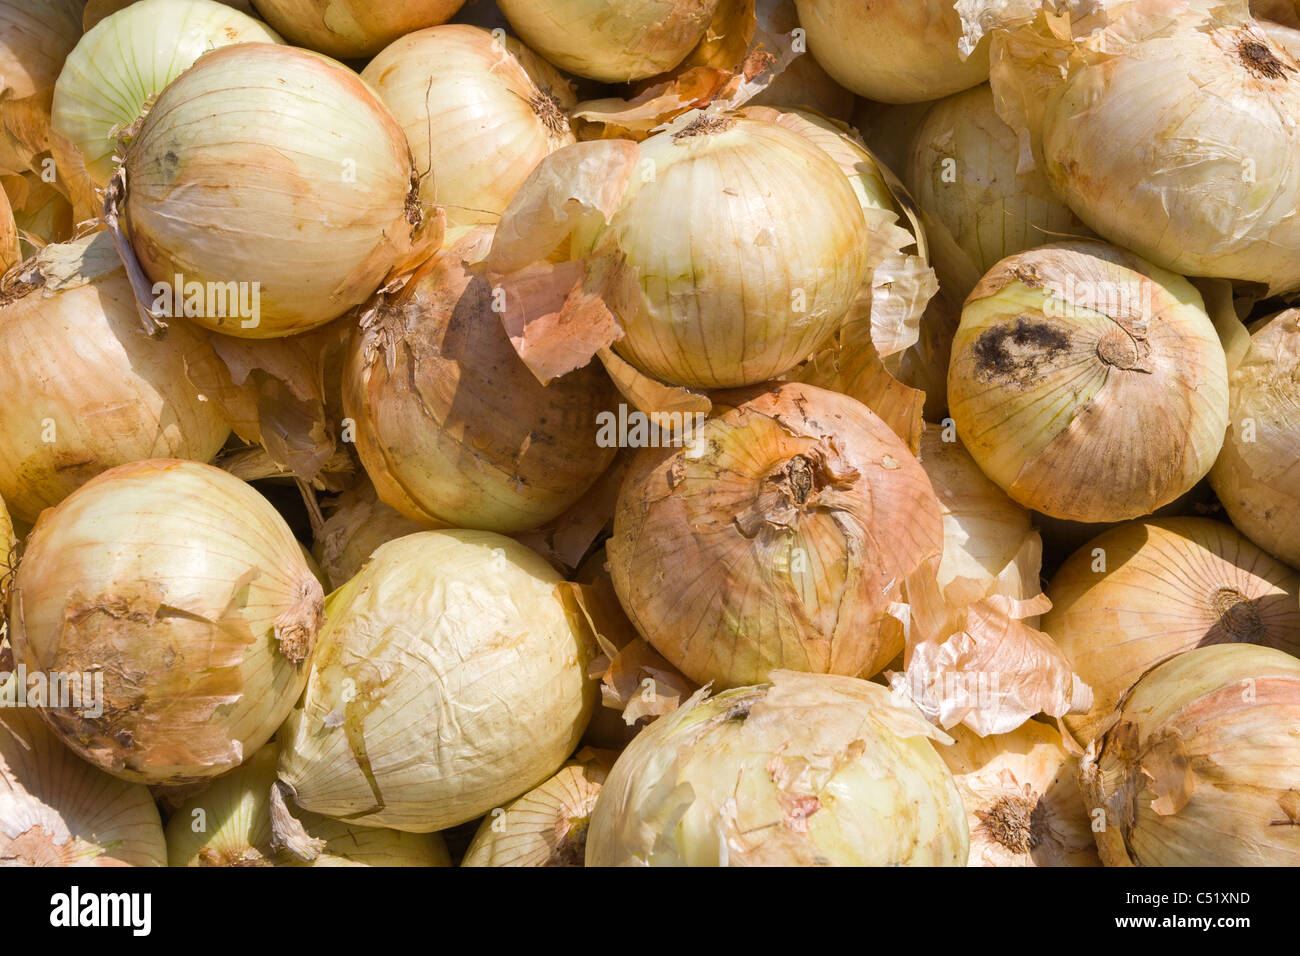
[[572, 113, 870, 389], [947, 241, 1229, 523], [167, 744, 451, 867], [0, 681, 167, 866], [311, 480, 424, 592], [121, 43, 436, 338], [0, 233, 230, 524], [461, 755, 610, 866], [587, 672, 969, 866], [906, 83, 1089, 301], [251, 0, 465, 57], [1034, 9, 1300, 293], [0, 0, 83, 176], [1044, 517, 1300, 748], [1209, 310, 1300, 569], [275, 531, 597, 837], [794, 0, 989, 103], [51, 0, 281, 203], [496, 0, 722, 82], [1, 171, 75, 248], [9, 459, 324, 785], [361, 25, 576, 230], [1082, 643, 1300, 866], [608, 382, 943, 690], [940, 721, 1099, 867], [345, 228, 619, 534]]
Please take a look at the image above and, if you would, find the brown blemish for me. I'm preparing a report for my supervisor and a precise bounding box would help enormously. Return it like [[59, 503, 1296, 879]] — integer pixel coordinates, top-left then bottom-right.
[[977, 792, 1047, 855], [530, 91, 570, 137], [972, 317, 1071, 387], [673, 114, 737, 142], [1238, 36, 1292, 81]]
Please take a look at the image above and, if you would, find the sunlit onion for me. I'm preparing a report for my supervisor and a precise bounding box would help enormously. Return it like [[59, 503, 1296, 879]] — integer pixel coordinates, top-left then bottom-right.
[[947, 241, 1229, 523], [0, 233, 230, 524], [1044, 517, 1300, 747], [0, 0, 83, 176], [251, 0, 465, 57]]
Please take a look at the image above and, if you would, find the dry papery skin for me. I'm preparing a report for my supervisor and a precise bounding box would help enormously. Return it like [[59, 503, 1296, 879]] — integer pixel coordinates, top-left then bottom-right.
[[252, 0, 465, 57], [1, 171, 75, 248], [9, 459, 323, 786], [311, 479, 425, 592], [948, 240, 1229, 523], [1081, 643, 1300, 866], [608, 381, 943, 690], [344, 227, 620, 534], [1045, 517, 1300, 748], [0, 0, 83, 176]]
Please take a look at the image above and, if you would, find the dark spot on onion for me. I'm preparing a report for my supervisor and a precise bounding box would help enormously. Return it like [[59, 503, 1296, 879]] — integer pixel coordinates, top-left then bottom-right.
[[973, 316, 1071, 388], [1238, 36, 1292, 81]]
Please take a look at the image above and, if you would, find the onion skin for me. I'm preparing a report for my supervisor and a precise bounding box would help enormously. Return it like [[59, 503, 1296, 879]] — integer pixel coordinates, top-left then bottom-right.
[[794, 0, 990, 103], [124, 43, 432, 338], [947, 241, 1229, 523], [311, 481, 425, 592], [608, 382, 943, 690], [1209, 310, 1300, 570], [361, 24, 577, 229], [1081, 644, 1300, 866], [586, 672, 969, 866], [0, 0, 84, 176], [251, 0, 466, 57], [1, 170, 75, 247], [0, 233, 230, 524], [496, 0, 722, 82], [1044, 517, 1300, 748], [344, 228, 620, 534], [9, 459, 324, 786]]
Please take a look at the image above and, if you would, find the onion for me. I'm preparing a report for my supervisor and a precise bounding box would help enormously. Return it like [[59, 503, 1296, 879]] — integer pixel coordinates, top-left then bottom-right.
[[274, 530, 597, 836], [496, 0, 722, 82], [1043, 517, 1300, 748], [0, 184, 17, 270], [794, 0, 989, 103], [1081, 643, 1300, 866], [939, 721, 1100, 867], [361, 25, 576, 230], [608, 382, 943, 690], [251, 0, 465, 58], [947, 241, 1230, 523], [166, 744, 451, 866], [120, 43, 436, 338], [0, 0, 83, 176], [743, 1, 854, 118], [461, 755, 610, 866], [51, 0, 281, 202], [1209, 310, 1300, 570], [586, 672, 969, 866], [1254, 0, 1300, 27], [0, 682, 167, 866], [572, 112, 870, 389], [311, 480, 424, 592], [344, 227, 619, 533], [1, 171, 75, 248], [0, 233, 230, 524], [8, 459, 324, 785]]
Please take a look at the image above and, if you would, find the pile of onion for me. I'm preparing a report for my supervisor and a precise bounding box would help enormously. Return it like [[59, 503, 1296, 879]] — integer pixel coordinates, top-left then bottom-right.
[[344, 227, 620, 533], [0, 232, 230, 524], [1, 681, 167, 866], [1209, 309, 1300, 569], [1082, 643, 1300, 866], [274, 530, 597, 844], [608, 382, 943, 690], [1044, 517, 1300, 747], [167, 745, 451, 867], [361, 24, 577, 230], [118, 43, 437, 338], [9, 459, 324, 785], [947, 241, 1230, 523], [586, 672, 969, 866], [251, 0, 465, 57]]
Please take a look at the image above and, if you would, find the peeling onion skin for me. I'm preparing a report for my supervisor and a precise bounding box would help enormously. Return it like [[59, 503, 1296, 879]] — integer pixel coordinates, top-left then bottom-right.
[[8, 459, 324, 786], [496, 0, 722, 83], [0, 688, 167, 867], [586, 672, 969, 866], [794, 0, 990, 104], [575, 114, 870, 390], [0, 233, 231, 525], [166, 745, 451, 867], [947, 241, 1230, 524], [250, 0, 466, 58], [276, 530, 598, 833], [608, 382, 943, 690], [361, 24, 577, 230], [1209, 310, 1300, 571], [940, 721, 1100, 868], [0, 0, 83, 176], [1081, 644, 1300, 866], [124, 43, 433, 338], [1044, 517, 1300, 749], [311, 480, 425, 592], [344, 227, 620, 534]]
